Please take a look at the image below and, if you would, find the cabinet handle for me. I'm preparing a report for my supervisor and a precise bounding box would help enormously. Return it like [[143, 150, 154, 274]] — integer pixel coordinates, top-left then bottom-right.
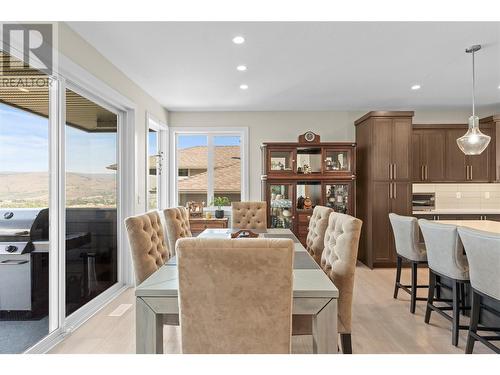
[[393, 183, 397, 199], [389, 164, 393, 180], [388, 183, 392, 199], [424, 165, 428, 180], [470, 166, 473, 180], [393, 164, 397, 180]]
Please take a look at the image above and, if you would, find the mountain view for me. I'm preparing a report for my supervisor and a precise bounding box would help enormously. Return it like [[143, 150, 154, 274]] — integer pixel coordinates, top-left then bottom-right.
[[0, 172, 117, 208]]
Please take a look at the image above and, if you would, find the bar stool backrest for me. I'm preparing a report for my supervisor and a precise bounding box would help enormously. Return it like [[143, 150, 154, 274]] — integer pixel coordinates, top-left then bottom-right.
[[389, 213, 424, 261], [458, 227, 500, 301], [418, 219, 469, 280]]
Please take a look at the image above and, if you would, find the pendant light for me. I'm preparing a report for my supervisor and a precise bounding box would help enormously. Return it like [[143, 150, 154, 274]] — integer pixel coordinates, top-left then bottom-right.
[[456, 44, 491, 155]]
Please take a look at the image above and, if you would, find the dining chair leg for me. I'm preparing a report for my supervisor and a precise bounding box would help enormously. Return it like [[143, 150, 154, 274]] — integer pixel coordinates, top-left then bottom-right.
[[452, 281, 460, 346], [425, 270, 436, 324], [393, 256, 402, 299], [465, 290, 480, 354], [340, 333, 352, 354], [460, 283, 467, 315], [410, 261, 418, 314], [435, 275, 441, 299]]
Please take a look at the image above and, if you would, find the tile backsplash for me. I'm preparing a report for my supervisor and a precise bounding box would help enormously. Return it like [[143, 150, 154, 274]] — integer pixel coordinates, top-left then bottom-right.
[[413, 183, 500, 210]]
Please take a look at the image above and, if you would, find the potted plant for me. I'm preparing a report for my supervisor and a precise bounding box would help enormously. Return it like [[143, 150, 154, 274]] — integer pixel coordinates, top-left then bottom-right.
[[211, 196, 230, 219]]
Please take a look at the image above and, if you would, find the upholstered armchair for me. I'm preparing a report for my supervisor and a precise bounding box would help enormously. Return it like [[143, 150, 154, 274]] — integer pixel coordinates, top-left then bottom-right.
[[305, 205, 333, 264], [176, 237, 294, 354], [124, 210, 170, 284], [320, 212, 362, 354], [231, 201, 267, 229], [163, 207, 192, 256]]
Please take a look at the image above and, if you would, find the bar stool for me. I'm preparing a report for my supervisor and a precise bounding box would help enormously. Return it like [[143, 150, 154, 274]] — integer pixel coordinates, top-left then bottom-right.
[[458, 227, 500, 354], [389, 213, 428, 313], [418, 219, 470, 346]]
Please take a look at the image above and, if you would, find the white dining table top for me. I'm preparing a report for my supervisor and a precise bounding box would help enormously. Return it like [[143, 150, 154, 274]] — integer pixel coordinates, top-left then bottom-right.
[[135, 228, 339, 299], [436, 220, 500, 235]]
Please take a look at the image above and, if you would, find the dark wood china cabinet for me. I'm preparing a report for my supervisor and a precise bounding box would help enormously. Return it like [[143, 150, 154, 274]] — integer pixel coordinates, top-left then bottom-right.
[[261, 132, 356, 246]]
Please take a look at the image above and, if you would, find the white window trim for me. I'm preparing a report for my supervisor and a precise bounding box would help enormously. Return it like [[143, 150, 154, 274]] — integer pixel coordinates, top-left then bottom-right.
[[146, 112, 169, 210], [169, 127, 249, 208]]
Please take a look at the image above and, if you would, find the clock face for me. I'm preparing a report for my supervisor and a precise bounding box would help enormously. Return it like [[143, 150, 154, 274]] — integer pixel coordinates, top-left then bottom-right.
[[304, 131, 316, 142]]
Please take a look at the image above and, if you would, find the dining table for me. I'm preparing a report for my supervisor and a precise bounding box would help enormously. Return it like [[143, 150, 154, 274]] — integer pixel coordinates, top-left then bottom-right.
[[135, 228, 339, 354]]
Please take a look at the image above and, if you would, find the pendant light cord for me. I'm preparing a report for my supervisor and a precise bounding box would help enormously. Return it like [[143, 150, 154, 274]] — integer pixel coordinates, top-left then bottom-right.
[[471, 49, 476, 118]]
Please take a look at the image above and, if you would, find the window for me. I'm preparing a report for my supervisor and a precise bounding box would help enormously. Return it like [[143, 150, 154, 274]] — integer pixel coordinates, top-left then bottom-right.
[[147, 115, 168, 210], [172, 128, 247, 208]]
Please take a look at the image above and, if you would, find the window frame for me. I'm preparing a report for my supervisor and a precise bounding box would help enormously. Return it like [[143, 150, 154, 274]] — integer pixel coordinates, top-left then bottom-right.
[[169, 127, 249, 209], [146, 112, 169, 210]]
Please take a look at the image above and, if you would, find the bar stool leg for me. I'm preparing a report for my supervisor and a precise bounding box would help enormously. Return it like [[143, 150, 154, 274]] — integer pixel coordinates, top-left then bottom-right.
[[465, 290, 480, 354], [460, 283, 467, 315], [425, 270, 435, 324], [452, 281, 460, 346], [410, 261, 418, 314], [393, 255, 402, 299]]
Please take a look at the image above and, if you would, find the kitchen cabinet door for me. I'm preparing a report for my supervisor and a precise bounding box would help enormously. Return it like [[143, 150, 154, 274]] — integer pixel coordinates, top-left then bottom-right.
[[422, 130, 446, 181], [392, 118, 412, 180], [466, 128, 494, 182], [372, 182, 394, 264], [445, 129, 467, 181], [412, 131, 424, 181], [372, 118, 393, 180]]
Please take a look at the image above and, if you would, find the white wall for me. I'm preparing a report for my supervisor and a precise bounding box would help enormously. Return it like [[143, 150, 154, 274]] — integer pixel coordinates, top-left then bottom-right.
[[169, 111, 364, 200], [58, 22, 168, 213], [169, 109, 500, 200]]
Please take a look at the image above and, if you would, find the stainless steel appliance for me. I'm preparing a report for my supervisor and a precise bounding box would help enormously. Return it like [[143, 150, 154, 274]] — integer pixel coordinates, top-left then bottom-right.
[[0, 208, 49, 312], [412, 193, 436, 212]]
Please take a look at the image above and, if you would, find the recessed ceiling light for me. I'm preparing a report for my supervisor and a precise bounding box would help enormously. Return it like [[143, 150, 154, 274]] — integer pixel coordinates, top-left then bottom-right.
[[498, 85, 500, 89], [236, 65, 247, 71], [411, 84, 421, 90], [232, 36, 245, 44], [239, 84, 249, 90]]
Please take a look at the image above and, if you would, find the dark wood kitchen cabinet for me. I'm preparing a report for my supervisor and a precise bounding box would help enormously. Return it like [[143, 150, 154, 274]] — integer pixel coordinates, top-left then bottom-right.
[[412, 129, 446, 182], [413, 122, 497, 183], [355, 111, 414, 268]]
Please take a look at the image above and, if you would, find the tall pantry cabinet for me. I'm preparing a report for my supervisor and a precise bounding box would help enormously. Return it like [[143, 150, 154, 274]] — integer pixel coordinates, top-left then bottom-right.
[[355, 111, 413, 268]]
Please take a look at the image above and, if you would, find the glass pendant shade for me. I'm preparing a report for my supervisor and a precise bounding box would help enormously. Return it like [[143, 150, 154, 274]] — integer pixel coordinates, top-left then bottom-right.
[[456, 115, 491, 155]]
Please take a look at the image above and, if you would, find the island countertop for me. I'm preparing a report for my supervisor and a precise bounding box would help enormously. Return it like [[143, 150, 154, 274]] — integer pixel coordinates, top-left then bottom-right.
[[436, 220, 500, 234]]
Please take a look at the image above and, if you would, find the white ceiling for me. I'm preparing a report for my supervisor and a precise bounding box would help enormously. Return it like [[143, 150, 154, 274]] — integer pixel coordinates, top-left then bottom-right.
[[68, 22, 500, 111]]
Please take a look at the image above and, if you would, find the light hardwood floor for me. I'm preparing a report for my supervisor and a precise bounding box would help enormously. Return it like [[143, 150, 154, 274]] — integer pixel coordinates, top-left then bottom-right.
[[49, 263, 490, 354]]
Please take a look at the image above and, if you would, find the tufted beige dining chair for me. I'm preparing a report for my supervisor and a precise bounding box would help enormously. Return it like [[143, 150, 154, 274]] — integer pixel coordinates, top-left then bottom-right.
[[176, 237, 294, 353], [293, 212, 362, 354], [163, 207, 192, 256], [231, 201, 267, 229], [125, 210, 170, 284], [305, 205, 333, 264], [320, 212, 362, 354]]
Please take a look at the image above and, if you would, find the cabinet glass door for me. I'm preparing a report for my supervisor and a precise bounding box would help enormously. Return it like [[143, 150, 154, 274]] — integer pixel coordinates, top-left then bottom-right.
[[269, 184, 294, 229], [269, 149, 295, 173], [324, 149, 352, 174], [324, 182, 352, 214]]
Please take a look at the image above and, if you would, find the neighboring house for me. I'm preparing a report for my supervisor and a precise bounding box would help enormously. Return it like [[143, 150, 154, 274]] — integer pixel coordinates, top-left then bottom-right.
[[177, 145, 241, 206]]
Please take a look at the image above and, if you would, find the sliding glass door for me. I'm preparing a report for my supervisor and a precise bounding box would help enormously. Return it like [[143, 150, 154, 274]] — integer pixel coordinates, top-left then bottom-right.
[[65, 88, 119, 316], [0, 52, 54, 353]]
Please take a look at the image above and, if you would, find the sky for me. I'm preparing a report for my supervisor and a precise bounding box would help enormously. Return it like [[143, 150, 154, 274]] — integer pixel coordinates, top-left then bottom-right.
[[0, 102, 117, 174]]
